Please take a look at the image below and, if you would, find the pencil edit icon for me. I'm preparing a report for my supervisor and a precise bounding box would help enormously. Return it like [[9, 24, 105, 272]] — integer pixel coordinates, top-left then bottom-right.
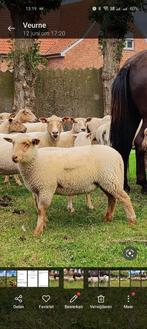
[[69, 292, 81, 304]]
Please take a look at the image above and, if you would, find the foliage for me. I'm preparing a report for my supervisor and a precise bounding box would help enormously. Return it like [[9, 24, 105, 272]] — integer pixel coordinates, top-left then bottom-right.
[[91, 0, 145, 60], [0, 1, 62, 69], [99, 35, 125, 61], [0, 0, 62, 22], [8, 41, 48, 71], [91, 0, 144, 37]]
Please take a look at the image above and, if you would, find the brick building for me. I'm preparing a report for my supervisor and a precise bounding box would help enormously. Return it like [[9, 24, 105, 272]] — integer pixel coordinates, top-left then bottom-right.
[[0, 0, 147, 71]]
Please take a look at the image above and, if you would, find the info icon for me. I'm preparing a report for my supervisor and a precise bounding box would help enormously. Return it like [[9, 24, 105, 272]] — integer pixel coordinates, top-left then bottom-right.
[[123, 247, 137, 260]]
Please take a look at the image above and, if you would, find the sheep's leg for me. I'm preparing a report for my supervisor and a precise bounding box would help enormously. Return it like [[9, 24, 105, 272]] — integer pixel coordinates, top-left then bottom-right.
[[86, 194, 94, 209], [105, 194, 116, 222], [33, 192, 54, 236], [4, 175, 10, 184], [14, 175, 22, 186], [67, 196, 75, 213], [33, 193, 39, 211], [33, 203, 48, 236], [100, 188, 116, 222], [117, 190, 136, 225]]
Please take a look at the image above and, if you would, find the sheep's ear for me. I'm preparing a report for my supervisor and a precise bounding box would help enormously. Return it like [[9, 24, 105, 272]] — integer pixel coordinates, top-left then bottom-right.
[[86, 117, 92, 123], [86, 133, 91, 139], [8, 118, 13, 123], [3, 137, 13, 143], [39, 117, 47, 123], [9, 113, 15, 118], [32, 138, 40, 145], [62, 117, 72, 123], [72, 133, 78, 140]]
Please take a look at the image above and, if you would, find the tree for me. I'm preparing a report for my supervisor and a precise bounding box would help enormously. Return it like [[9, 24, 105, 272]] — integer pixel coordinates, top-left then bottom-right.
[[0, 0, 62, 112], [91, 0, 144, 115]]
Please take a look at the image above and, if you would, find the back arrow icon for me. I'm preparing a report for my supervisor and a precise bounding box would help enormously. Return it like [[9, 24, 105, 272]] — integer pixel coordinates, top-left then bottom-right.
[[8, 26, 15, 32]]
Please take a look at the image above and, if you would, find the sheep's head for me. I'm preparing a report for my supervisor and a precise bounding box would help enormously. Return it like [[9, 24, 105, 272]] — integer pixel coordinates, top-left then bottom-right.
[[8, 118, 27, 133], [16, 108, 37, 123], [71, 117, 87, 133], [73, 132, 92, 147], [86, 117, 102, 135], [142, 128, 147, 151], [4, 136, 40, 163], [62, 117, 87, 133], [40, 115, 64, 140]]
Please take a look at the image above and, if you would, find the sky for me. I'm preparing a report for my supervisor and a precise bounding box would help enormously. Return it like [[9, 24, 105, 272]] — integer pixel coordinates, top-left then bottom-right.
[[6, 270, 17, 277], [0, 270, 6, 277]]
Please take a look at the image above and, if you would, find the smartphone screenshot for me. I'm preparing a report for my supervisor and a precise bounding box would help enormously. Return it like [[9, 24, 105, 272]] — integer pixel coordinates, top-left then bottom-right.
[[0, 1, 147, 328]]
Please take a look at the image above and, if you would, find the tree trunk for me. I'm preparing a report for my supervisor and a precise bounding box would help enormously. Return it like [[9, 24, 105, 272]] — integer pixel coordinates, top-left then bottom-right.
[[102, 39, 121, 115], [12, 39, 36, 112]]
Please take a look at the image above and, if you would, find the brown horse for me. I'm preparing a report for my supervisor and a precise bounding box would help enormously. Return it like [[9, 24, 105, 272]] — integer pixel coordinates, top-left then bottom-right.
[[110, 50, 147, 194]]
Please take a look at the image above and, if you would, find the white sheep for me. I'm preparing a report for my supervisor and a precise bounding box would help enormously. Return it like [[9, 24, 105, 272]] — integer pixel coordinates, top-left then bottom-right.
[[0, 112, 11, 120], [0, 114, 66, 187], [5, 135, 136, 236], [24, 122, 47, 133], [70, 117, 87, 133], [14, 108, 37, 123], [0, 108, 37, 185], [0, 115, 66, 177], [0, 141, 19, 175], [0, 118, 27, 134], [0, 129, 94, 210], [88, 276, 98, 287], [99, 275, 109, 284], [67, 132, 94, 212], [0, 119, 26, 186], [86, 115, 111, 139], [95, 121, 111, 146], [74, 131, 92, 147], [22, 116, 87, 149], [41, 116, 87, 148]]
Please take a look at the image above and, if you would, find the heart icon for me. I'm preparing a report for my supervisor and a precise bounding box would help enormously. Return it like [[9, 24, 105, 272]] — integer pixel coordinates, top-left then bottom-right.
[[42, 295, 51, 303]]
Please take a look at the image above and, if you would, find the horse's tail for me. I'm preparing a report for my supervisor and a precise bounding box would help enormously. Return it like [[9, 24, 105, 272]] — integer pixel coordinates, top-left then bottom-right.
[[110, 64, 139, 156]]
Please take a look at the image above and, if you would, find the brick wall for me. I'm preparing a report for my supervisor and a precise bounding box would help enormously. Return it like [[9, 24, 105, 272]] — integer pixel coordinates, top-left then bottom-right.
[[47, 38, 147, 70], [48, 38, 103, 69]]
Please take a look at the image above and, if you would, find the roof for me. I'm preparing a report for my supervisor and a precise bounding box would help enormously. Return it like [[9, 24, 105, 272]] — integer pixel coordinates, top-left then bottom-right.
[[134, 11, 147, 39]]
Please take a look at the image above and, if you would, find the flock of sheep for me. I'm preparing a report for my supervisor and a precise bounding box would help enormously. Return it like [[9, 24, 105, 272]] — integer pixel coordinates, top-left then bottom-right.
[[0, 108, 146, 236]]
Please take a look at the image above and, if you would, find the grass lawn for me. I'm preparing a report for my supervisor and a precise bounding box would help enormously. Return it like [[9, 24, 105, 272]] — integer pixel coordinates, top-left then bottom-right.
[[0, 151, 147, 267], [64, 280, 84, 289], [49, 279, 59, 288]]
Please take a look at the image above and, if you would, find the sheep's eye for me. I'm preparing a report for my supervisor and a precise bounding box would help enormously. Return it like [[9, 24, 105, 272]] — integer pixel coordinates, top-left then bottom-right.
[[23, 142, 29, 147]]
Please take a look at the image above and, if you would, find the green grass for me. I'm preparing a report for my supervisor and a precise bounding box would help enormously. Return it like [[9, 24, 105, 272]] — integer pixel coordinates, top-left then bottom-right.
[[49, 279, 59, 288], [0, 151, 147, 267], [64, 280, 84, 289]]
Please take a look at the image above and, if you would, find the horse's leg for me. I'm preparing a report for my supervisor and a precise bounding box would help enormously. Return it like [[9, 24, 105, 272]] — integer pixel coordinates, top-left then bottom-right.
[[122, 120, 139, 192], [124, 154, 131, 192], [134, 119, 147, 194]]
